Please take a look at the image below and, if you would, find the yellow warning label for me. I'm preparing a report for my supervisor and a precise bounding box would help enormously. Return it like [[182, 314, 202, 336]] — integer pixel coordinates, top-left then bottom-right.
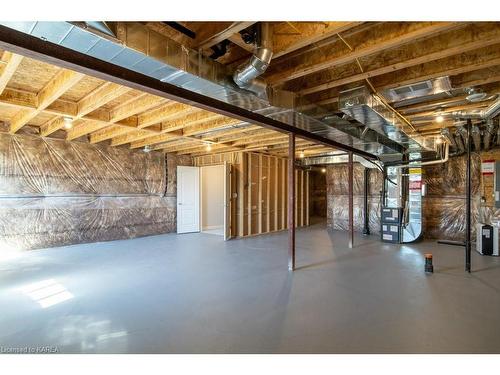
[[409, 168, 422, 175]]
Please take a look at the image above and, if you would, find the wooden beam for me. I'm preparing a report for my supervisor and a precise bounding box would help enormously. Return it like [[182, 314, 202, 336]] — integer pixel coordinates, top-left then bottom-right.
[[182, 116, 240, 136], [40, 82, 131, 138], [273, 22, 362, 58], [90, 94, 168, 143], [233, 132, 286, 147], [137, 102, 198, 128], [119, 115, 234, 148], [154, 139, 203, 153], [228, 34, 254, 53], [267, 22, 459, 85], [40, 116, 66, 137], [0, 51, 23, 95], [288, 133, 296, 271], [110, 93, 166, 123], [0, 87, 155, 140], [66, 120, 110, 140], [89, 125, 135, 143], [300, 24, 500, 95], [9, 69, 83, 133], [77, 82, 130, 118], [450, 66, 500, 89], [197, 22, 256, 50], [372, 45, 500, 91], [177, 142, 240, 155], [202, 125, 263, 142]]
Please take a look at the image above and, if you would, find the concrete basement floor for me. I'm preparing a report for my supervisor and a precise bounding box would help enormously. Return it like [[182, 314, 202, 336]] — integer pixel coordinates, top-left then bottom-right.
[[1, 223, 500, 354]]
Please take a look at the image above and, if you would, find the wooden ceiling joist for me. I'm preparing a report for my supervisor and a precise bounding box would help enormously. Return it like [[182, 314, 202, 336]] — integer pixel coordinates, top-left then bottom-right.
[[10, 69, 84, 133], [109, 93, 166, 123], [272, 22, 362, 59], [89, 125, 136, 144], [197, 22, 256, 50], [373, 45, 500, 91], [267, 22, 459, 85], [0, 51, 23, 95], [77, 82, 130, 117], [299, 24, 500, 95]]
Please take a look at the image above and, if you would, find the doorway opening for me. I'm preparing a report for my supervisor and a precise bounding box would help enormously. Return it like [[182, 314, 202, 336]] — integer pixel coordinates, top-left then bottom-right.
[[176, 164, 232, 240], [201, 165, 225, 236], [308, 167, 327, 225]]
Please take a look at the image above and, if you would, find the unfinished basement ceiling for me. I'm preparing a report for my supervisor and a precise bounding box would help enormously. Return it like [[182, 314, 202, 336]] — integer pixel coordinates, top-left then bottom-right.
[[0, 21, 498, 158]]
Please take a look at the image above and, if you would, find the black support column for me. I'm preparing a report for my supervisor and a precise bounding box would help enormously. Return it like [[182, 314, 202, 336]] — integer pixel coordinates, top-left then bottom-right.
[[363, 167, 370, 235], [348, 152, 354, 248], [465, 119, 472, 273], [288, 133, 296, 271]]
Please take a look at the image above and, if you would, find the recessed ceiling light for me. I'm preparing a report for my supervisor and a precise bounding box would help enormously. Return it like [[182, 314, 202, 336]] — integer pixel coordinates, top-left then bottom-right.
[[299, 151, 305, 158], [435, 115, 444, 123]]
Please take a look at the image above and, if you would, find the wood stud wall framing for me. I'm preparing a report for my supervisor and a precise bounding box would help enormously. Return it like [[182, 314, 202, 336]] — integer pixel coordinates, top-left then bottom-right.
[[194, 151, 309, 238]]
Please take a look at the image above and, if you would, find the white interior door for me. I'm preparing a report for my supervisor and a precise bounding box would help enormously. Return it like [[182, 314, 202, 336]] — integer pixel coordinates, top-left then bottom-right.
[[177, 166, 200, 234], [224, 162, 232, 241]]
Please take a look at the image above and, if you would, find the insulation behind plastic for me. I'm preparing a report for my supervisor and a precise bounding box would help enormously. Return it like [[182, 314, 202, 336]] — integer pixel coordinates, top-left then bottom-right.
[[326, 164, 383, 234], [0, 133, 165, 196], [0, 133, 179, 250], [422, 153, 481, 241]]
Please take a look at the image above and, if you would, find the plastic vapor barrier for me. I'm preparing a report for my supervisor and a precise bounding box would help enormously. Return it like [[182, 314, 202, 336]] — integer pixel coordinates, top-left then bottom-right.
[[422, 154, 481, 241], [326, 164, 383, 234], [0, 133, 174, 250]]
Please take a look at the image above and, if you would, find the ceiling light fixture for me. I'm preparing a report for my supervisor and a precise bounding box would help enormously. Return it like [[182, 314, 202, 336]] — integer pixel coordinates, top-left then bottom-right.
[[435, 115, 444, 123], [321, 168, 326, 173], [299, 151, 305, 158], [63, 116, 73, 130], [206, 143, 212, 151]]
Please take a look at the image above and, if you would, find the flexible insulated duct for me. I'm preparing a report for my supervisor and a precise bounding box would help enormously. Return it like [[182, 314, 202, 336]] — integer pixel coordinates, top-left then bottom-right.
[[233, 23, 273, 99], [483, 120, 497, 151], [440, 128, 457, 149], [454, 126, 466, 154], [471, 125, 482, 151]]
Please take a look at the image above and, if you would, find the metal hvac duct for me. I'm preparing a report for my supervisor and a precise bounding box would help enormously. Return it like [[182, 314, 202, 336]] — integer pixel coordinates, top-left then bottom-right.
[[483, 120, 497, 151], [471, 125, 481, 151], [300, 153, 382, 169], [497, 123, 500, 146], [454, 126, 466, 154], [440, 128, 457, 149], [339, 86, 427, 151], [233, 23, 273, 100], [452, 97, 500, 119]]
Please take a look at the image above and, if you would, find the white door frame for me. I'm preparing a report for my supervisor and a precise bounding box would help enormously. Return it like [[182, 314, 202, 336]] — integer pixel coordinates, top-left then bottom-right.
[[177, 166, 200, 234], [223, 161, 232, 241]]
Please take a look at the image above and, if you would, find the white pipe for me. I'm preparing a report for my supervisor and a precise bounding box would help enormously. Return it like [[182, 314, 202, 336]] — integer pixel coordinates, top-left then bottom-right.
[[393, 142, 449, 169]]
